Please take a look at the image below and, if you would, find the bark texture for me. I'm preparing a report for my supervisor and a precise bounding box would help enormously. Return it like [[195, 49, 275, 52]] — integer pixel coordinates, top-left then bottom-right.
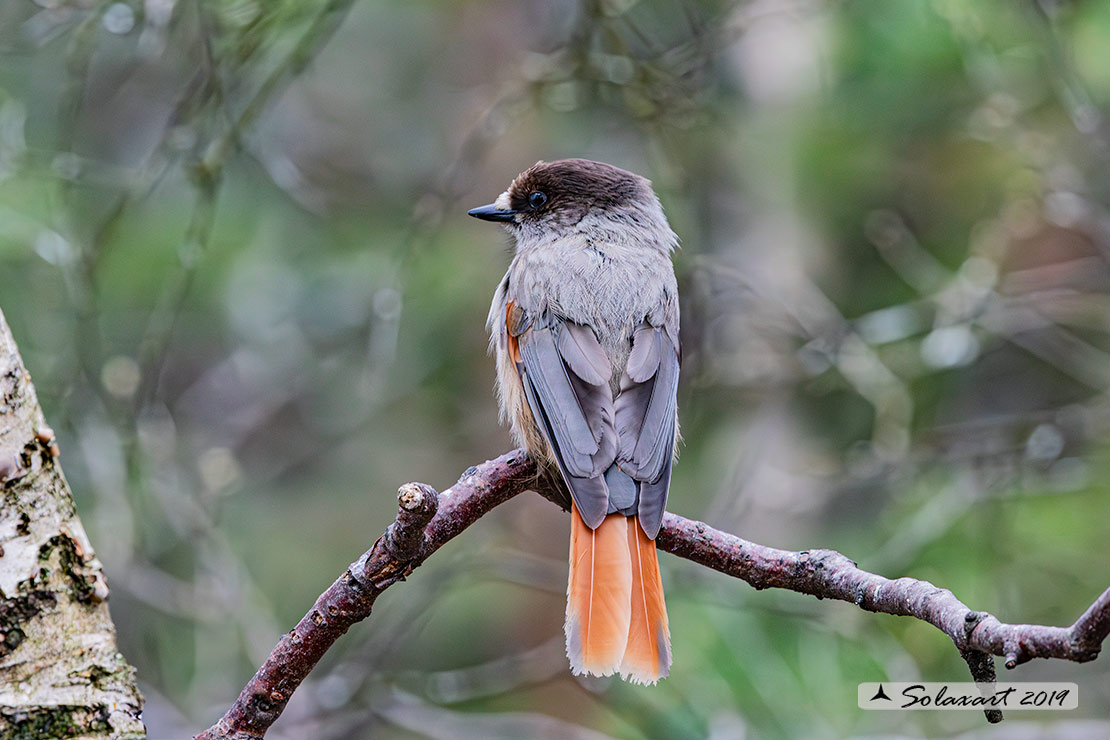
[[0, 308, 145, 739]]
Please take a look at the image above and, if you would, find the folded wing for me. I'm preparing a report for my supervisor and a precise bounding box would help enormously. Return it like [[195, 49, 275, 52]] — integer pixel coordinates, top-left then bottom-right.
[[514, 315, 616, 528], [615, 324, 679, 538], [510, 306, 678, 536]]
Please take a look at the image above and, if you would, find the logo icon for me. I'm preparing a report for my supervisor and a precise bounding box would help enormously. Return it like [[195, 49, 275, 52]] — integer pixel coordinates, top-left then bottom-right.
[[870, 684, 892, 702]]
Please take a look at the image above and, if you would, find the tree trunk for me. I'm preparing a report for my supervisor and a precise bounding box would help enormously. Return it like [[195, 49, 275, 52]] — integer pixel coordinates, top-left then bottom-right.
[[0, 308, 145, 739]]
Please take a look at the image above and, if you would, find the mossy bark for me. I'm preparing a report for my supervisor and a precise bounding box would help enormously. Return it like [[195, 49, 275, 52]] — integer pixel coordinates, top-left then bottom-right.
[[0, 308, 144, 739]]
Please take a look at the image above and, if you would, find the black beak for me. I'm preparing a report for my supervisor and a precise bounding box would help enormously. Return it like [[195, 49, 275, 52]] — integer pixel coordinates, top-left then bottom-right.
[[468, 204, 517, 222]]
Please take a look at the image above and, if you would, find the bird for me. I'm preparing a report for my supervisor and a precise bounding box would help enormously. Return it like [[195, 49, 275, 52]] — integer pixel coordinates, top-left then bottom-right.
[[469, 158, 680, 684]]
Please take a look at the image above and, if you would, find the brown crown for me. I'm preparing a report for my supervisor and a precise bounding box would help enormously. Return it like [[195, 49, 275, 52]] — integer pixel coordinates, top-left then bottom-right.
[[507, 159, 649, 218]]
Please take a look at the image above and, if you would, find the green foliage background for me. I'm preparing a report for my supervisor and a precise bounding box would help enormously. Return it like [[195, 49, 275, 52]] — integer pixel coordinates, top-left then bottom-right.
[[1, 1, 1108, 738]]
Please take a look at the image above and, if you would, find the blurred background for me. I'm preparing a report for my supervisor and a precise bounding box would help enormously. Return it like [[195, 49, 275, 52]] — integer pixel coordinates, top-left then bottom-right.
[[1, 0, 1109, 738]]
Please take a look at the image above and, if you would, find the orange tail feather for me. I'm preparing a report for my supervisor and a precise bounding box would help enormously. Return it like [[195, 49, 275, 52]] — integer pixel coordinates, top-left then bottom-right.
[[620, 516, 672, 684], [565, 506, 671, 683], [565, 505, 632, 677]]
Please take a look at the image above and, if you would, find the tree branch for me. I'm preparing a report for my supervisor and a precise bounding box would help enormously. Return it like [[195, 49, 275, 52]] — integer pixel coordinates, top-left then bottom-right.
[[656, 516, 1109, 665], [196, 450, 1110, 739], [195, 452, 538, 740]]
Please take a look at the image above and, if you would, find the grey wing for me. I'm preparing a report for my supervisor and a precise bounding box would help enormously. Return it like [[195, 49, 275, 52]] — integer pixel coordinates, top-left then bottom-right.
[[515, 316, 618, 529], [615, 323, 680, 539]]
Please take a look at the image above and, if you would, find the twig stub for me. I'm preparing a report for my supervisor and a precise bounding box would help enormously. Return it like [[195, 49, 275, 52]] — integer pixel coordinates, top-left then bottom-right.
[[384, 482, 438, 563]]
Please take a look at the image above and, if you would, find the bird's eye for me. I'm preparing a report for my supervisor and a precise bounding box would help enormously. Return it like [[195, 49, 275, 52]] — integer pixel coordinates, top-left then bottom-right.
[[528, 191, 548, 209]]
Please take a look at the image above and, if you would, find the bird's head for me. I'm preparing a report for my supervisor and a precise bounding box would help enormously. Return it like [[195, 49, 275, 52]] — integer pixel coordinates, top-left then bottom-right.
[[468, 159, 676, 252]]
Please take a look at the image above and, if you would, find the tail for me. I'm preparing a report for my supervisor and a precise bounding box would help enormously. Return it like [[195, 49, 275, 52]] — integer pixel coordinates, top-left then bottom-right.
[[621, 514, 672, 684], [565, 504, 671, 684]]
